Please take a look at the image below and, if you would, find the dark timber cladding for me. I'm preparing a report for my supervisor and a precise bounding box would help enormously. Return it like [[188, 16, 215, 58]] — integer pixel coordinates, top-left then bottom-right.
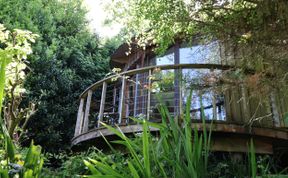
[[72, 41, 288, 154]]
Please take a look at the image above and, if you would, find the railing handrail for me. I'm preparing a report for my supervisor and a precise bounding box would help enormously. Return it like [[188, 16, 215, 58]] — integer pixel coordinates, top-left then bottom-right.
[[80, 63, 234, 98]]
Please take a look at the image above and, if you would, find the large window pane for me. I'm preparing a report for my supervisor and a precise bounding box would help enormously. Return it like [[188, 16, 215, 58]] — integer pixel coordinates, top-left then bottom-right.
[[181, 69, 226, 121], [149, 47, 175, 66], [180, 41, 221, 64]]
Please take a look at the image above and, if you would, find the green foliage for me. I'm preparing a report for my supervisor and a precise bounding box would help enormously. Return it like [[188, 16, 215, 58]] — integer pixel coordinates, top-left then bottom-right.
[[106, 0, 288, 91], [0, 0, 118, 152], [0, 23, 37, 164], [83, 91, 211, 177], [0, 23, 43, 178], [21, 142, 44, 178], [40, 147, 119, 177], [79, 92, 284, 177], [106, 0, 288, 52], [249, 139, 257, 178], [0, 142, 44, 178], [59, 154, 87, 177], [4, 45, 37, 138], [0, 24, 37, 117]]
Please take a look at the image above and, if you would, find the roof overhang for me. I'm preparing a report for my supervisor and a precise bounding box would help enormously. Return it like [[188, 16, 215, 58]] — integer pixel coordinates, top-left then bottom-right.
[[110, 41, 139, 68]]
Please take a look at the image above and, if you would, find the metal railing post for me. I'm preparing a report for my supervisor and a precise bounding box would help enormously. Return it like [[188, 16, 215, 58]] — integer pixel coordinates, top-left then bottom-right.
[[179, 67, 183, 116]]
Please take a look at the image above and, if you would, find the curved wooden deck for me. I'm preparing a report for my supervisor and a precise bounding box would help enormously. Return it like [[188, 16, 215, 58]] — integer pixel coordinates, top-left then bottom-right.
[[72, 64, 288, 153], [72, 122, 288, 153]]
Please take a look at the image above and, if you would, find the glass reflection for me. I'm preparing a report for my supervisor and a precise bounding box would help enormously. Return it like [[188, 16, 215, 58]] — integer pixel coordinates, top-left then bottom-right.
[[180, 41, 221, 64]]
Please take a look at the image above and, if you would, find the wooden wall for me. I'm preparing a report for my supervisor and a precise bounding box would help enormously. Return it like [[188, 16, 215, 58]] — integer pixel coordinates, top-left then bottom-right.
[[224, 85, 274, 127]]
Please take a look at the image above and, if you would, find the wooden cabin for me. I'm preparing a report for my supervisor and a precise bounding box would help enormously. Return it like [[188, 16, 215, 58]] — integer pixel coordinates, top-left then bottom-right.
[[72, 40, 288, 154]]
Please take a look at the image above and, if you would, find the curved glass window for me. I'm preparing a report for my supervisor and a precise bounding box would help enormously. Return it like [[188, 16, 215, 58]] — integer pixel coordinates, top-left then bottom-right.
[[156, 52, 174, 65], [180, 41, 221, 64], [149, 47, 175, 66], [143, 42, 226, 121], [179, 41, 225, 120], [180, 69, 226, 121]]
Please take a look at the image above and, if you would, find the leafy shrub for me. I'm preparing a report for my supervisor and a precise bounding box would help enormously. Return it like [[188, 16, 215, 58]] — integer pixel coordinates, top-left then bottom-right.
[[0, 23, 43, 178], [41, 147, 125, 177]]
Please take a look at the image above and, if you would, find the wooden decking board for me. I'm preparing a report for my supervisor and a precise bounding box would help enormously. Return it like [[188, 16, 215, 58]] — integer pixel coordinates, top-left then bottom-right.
[[71, 123, 288, 153], [211, 136, 273, 154]]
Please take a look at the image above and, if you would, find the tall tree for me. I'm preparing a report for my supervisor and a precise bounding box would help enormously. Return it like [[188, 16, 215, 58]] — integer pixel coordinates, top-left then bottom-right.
[[0, 0, 115, 152]]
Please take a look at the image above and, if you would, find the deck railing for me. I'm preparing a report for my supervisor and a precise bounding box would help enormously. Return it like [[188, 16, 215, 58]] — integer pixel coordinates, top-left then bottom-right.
[[74, 64, 287, 137]]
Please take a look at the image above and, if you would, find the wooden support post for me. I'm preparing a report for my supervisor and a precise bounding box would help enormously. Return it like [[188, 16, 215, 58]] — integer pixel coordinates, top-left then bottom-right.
[[240, 84, 250, 123], [174, 70, 181, 116], [118, 76, 126, 124], [179, 67, 183, 116], [200, 93, 204, 120], [83, 90, 92, 133], [270, 91, 280, 127], [80, 111, 84, 133], [174, 42, 180, 117], [74, 98, 84, 136], [147, 69, 152, 120], [224, 89, 232, 122], [134, 73, 139, 116], [98, 82, 107, 127], [112, 86, 117, 113]]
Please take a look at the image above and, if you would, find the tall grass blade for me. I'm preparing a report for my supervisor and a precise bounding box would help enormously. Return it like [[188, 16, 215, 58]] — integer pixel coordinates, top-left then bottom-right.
[[0, 58, 16, 164], [0, 59, 7, 115], [5, 135, 15, 162], [128, 161, 140, 178], [88, 158, 125, 178], [0, 169, 9, 178], [100, 132, 117, 153], [184, 90, 194, 175], [22, 141, 44, 178], [84, 160, 102, 175], [100, 122, 144, 175], [142, 119, 151, 177], [85, 176, 122, 178], [249, 139, 257, 178], [151, 145, 168, 178]]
